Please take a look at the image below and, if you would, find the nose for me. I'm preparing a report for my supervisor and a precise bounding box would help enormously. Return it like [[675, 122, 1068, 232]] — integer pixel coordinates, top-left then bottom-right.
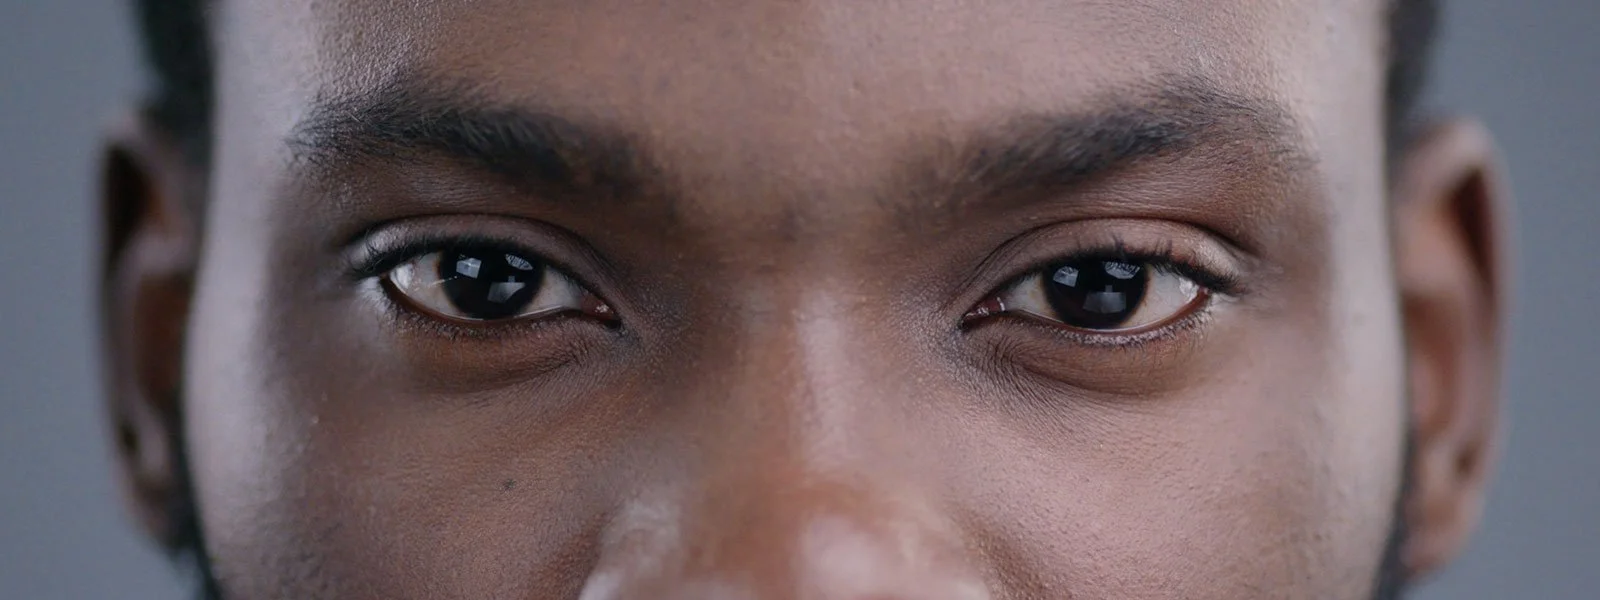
[[578, 308, 993, 600], [580, 475, 992, 600]]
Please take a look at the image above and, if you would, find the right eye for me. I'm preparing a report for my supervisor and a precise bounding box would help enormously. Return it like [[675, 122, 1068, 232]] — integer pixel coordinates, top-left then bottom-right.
[[991, 257, 1206, 332], [384, 247, 612, 323]]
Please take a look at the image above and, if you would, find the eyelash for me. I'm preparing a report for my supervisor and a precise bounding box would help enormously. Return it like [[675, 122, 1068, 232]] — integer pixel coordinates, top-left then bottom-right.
[[351, 234, 1238, 348], [1006, 300, 1218, 349], [350, 234, 607, 340], [970, 239, 1240, 347], [349, 233, 542, 280], [1015, 238, 1243, 295]]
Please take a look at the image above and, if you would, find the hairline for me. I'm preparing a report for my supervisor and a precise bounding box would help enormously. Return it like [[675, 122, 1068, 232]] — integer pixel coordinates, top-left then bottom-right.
[[135, 0, 1436, 174]]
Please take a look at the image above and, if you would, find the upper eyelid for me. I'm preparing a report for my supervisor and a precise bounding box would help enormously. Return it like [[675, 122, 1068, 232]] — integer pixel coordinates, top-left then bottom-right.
[[949, 223, 1252, 332], [339, 214, 623, 283], [990, 259, 1204, 320], [336, 217, 663, 332], [348, 233, 572, 284], [354, 231, 628, 321], [1005, 248, 1240, 298], [954, 220, 1242, 299]]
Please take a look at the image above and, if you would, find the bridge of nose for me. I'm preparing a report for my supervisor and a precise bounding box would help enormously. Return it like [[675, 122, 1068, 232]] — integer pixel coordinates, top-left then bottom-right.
[[578, 294, 991, 599]]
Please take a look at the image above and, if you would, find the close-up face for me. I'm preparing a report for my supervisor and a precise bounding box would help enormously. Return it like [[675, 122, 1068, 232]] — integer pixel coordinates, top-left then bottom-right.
[[100, 0, 1508, 598]]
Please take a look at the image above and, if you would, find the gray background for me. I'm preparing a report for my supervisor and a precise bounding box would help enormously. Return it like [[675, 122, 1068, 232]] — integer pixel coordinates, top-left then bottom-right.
[[1, 0, 1595, 597]]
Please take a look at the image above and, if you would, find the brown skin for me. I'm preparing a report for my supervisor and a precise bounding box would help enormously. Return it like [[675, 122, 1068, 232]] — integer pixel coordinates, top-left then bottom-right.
[[102, 1, 1507, 598]]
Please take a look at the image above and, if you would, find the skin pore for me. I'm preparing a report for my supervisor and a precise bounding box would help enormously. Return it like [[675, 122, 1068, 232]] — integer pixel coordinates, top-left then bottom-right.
[[102, 1, 1507, 598]]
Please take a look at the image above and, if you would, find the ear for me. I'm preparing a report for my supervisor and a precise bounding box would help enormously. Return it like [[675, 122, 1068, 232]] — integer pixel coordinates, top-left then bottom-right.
[[1393, 119, 1511, 579], [99, 112, 201, 551]]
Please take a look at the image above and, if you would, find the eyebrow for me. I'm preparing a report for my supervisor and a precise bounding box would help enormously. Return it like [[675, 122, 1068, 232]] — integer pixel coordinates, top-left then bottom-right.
[[928, 77, 1309, 210], [288, 78, 657, 200], [288, 75, 1307, 221]]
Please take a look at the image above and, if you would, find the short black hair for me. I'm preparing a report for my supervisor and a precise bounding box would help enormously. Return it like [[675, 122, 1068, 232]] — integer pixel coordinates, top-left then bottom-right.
[[133, 0, 211, 164], [133, 0, 1441, 170], [1384, 0, 1442, 158]]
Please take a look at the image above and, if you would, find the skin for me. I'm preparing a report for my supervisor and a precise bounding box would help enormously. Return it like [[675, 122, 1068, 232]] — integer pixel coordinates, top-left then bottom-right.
[[101, 0, 1508, 598]]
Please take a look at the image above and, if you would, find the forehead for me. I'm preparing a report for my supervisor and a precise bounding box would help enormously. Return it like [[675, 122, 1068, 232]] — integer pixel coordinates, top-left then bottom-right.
[[218, 0, 1383, 178]]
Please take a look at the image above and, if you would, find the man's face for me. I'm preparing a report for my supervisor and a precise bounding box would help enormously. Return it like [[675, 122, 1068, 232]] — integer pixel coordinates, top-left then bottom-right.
[[181, 0, 1413, 597]]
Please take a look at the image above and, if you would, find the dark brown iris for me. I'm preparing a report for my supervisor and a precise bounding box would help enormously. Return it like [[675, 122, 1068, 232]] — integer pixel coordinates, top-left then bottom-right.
[[436, 249, 545, 320], [1041, 259, 1149, 330]]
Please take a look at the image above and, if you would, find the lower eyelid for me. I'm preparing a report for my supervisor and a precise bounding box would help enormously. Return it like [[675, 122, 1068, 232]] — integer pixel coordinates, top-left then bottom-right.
[[1011, 294, 1219, 349], [368, 276, 595, 342]]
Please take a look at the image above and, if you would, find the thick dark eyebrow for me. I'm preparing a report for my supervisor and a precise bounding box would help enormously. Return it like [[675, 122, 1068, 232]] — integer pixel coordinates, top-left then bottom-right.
[[925, 77, 1309, 212], [289, 76, 1306, 226], [288, 78, 655, 200]]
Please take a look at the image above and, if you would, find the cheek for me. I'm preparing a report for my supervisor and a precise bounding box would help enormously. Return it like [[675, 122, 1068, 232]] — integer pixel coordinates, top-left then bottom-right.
[[948, 328, 1404, 599], [185, 321, 647, 598], [184, 278, 619, 597], [184, 378, 623, 596]]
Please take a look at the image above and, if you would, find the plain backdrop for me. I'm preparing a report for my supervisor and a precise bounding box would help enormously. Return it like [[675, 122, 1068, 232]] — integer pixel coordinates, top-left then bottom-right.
[[2, 1, 1595, 598]]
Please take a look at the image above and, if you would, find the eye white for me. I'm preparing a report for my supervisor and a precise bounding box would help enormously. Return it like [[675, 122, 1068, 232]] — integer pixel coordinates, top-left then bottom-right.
[[387, 251, 588, 321], [1003, 263, 1203, 331]]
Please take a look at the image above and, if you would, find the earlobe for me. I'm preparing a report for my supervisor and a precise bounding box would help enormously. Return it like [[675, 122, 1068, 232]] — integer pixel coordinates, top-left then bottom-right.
[[99, 113, 201, 551], [1392, 119, 1510, 580]]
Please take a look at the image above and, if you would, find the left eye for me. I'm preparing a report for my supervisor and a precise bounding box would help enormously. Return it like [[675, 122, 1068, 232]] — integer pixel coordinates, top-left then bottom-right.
[[969, 257, 1205, 332], [384, 247, 609, 322]]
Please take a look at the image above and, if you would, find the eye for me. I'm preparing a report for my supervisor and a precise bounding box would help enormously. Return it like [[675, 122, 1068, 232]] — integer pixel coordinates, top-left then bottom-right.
[[384, 246, 613, 323], [967, 256, 1206, 332]]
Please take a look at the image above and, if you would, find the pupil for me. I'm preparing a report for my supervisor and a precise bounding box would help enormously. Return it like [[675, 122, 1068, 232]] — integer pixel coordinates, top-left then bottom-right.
[[436, 249, 544, 320], [1042, 259, 1148, 329]]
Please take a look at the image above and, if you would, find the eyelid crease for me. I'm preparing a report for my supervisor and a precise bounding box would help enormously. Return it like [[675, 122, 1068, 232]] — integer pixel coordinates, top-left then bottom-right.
[[347, 233, 547, 280], [946, 219, 1254, 321], [336, 215, 626, 294], [1004, 242, 1243, 300]]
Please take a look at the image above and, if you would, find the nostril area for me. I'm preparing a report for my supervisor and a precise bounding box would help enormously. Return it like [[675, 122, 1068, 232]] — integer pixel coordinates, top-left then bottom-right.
[[581, 486, 990, 600], [578, 508, 991, 600], [579, 570, 759, 600], [797, 514, 992, 600]]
